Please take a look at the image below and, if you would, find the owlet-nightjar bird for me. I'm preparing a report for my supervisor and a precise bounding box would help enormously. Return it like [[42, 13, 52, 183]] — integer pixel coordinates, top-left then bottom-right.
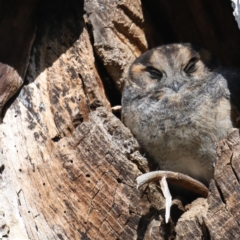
[[122, 43, 240, 186]]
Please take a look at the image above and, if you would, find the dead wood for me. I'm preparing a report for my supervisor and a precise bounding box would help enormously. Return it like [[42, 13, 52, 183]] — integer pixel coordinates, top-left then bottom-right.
[[137, 171, 209, 198], [1, 0, 240, 239]]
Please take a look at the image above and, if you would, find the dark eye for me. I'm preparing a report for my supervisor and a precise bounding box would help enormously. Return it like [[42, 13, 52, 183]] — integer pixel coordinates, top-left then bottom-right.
[[146, 66, 162, 79], [184, 57, 198, 74]]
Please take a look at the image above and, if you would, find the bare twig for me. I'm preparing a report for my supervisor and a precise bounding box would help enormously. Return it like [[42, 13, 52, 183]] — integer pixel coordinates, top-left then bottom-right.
[[136, 171, 208, 198], [160, 176, 172, 223], [111, 105, 122, 112]]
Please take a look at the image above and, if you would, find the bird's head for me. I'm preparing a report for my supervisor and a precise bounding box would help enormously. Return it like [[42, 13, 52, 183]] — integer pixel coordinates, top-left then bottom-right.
[[128, 43, 219, 95]]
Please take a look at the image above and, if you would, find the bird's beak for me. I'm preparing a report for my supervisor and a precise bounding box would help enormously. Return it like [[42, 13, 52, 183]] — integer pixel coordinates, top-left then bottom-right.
[[170, 81, 182, 92]]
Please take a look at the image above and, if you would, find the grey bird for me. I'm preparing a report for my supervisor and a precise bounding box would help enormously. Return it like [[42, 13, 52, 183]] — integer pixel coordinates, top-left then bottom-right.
[[122, 43, 240, 186]]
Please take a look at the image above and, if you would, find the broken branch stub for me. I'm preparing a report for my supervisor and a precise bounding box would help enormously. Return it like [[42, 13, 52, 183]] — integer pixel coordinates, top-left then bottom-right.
[[136, 170, 209, 198]]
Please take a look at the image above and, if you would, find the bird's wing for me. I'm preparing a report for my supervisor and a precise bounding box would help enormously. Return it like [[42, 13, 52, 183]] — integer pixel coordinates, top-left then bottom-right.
[[218, 67, 240, 126]]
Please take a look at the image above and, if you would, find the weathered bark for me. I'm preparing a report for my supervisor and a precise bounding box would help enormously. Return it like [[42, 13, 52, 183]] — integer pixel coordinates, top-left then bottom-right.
[[1, 0, 240, 239], [205, 129, 240, 239], [84, 0, 160, 91], [0, 1, 160, 239], [174, 129, 240, 240]]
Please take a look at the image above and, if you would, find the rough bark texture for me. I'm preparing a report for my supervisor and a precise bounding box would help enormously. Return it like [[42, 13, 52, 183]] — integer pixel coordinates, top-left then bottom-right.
[[84, 0, 160, 91], [1, 0, 240, 239], [205, 129, 240, 239]]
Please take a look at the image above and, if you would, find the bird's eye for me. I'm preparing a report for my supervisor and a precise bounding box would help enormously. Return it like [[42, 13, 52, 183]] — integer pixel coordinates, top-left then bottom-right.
[[146, 66, 162, 79], [184, 57, 198, 74]]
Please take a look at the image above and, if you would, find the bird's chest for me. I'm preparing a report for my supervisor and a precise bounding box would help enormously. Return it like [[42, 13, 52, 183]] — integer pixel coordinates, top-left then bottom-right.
[[124, 91, 233, 182], [133, 90, 232, 143]]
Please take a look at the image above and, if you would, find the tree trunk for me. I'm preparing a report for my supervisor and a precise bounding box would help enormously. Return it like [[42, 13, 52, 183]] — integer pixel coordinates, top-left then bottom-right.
[[1, 0, 240, 239]]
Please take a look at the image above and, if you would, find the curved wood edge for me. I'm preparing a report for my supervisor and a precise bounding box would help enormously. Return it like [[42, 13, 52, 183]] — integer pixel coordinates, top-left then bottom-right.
[[136, 171, 209, 198]]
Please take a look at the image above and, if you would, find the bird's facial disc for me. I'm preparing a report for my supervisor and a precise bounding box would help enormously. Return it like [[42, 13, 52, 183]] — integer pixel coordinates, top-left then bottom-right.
[[129, 44, 219, 93]]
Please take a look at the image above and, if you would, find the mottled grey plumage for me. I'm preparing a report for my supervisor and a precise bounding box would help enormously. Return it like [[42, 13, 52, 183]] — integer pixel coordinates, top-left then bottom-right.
[[122, 43, 240, 185]]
